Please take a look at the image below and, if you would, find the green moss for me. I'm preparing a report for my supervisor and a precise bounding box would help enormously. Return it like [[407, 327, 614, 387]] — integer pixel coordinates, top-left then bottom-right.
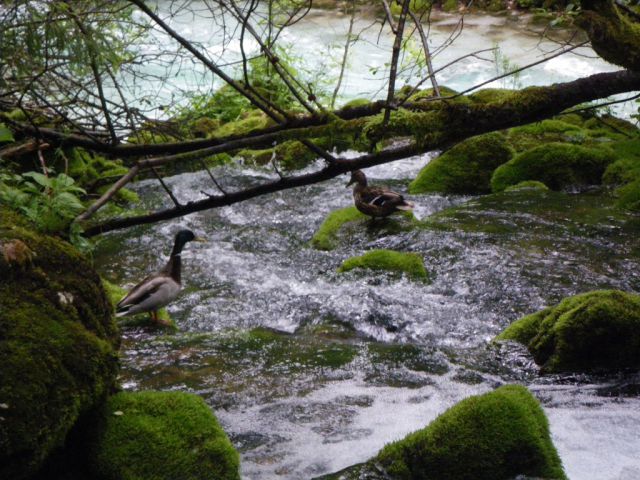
[[496, 290, 640, 373], [409, 133, 513, 194], [491, 142, 615, 192], [467, 88, 514, 104], [442, 0, 459, 12], [376, 385, 566, 480], [84, 391, 240, 480], [504, 180, 549, 192], [0, 209, 119, 480], [602, 139, 640, 186], [311, 206, 368, 250], [367, 343, 448, 374], [338, 249, 429, 281], [212, 111, 273, 138], [390, 0, 432, 15], [407, 86, 467, 103], [615, 177, 640, 212], [340, 98, 371, 109]]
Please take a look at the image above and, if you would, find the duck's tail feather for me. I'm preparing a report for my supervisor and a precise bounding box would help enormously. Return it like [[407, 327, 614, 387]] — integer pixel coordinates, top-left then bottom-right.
[[115, 305, 131, 317], [396, 200, 414, 211]]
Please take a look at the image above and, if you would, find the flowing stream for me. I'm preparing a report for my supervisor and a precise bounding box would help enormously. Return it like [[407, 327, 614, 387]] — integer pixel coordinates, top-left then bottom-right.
[[95, 156, 640, 480], [95, 6, 640, 480]]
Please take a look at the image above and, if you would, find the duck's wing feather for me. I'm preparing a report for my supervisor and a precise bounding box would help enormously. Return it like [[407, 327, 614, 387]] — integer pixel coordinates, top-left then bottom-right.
[[116, 274, 171, 309], [361, 186, 407, 207]]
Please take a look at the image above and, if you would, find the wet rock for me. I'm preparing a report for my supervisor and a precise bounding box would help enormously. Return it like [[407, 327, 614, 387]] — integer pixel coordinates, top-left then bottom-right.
[[495, 290, 640, 373]]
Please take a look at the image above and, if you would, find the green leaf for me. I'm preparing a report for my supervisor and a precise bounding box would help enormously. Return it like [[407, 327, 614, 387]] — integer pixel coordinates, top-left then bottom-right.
[[22, 172, 52, 188], [0, 124, 14, 143]]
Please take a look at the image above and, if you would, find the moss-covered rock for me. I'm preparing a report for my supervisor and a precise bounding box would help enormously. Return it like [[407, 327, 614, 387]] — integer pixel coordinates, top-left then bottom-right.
[[338, 249, 429, 281], [615, 177, 640, 211], [0, 208, 120, 480], [506, 119, 588, 152], [491, 142, 615, 192], [504, 180, 549, 192], [310, 206, 368, 250], [310, 206, 416, 251], [321, 385, 566, 479], [376, 385, 566, 480], [409, 133, 513, 195], [602, 138, 640, 186], [496, 290, 640, 373], [83, 391, 240, 480]]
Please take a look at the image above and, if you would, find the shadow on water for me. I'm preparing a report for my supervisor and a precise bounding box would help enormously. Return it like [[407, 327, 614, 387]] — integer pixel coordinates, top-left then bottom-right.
[[95, 157, 640, 479]]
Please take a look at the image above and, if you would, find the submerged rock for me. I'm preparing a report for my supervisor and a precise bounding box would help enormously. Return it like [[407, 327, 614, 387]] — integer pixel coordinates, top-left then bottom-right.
[[317, 385, 566, 480], [495, 290, 640, 373], [491, 143, 614, 192], [338, 249, 429, 281], [0, 209, 119, 480], [409, 132, 514, 195], [82, 391, 240, 480]]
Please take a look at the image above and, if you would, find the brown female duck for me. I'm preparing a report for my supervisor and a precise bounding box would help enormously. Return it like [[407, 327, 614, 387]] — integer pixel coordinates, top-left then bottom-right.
[[347, 170, 414, 218]]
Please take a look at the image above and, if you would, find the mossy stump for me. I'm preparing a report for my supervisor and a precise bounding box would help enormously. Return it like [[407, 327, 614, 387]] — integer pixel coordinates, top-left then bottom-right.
[[409, 132, 514, 195], [82, 391, 240, 480], [496, 290, 640, 373], [0, 208, 120, 480], [338, 249, 429, 281]]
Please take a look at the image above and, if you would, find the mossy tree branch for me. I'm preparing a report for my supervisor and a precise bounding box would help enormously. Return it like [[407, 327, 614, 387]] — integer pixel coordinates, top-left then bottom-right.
[[83, 69, 640, 236]]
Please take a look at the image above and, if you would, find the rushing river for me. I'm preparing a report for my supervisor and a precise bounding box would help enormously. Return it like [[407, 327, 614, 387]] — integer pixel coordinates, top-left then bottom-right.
[[95, 6, 640, 480]]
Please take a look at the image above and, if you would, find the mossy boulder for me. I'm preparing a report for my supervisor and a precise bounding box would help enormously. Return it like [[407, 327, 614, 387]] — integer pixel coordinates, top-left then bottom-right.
[[319, 385, 566, 479], [615, 177, 640, 211], [0, 208, 120, 480], [409, 133, 513, 195], [496, 290, 640, 373], [602, 139, 640, 186], [377, 385, 566, 480], [338, 249, 429, 281], [83, 391, 240, 480], [310, 206, 416, 251], [491, 142, 615, 192], [506, 119, 588, 153], [310, 206, 368, 250]]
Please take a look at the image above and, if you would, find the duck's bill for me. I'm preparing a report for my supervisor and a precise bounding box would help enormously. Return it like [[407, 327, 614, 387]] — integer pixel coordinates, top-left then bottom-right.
[[194, 236, 207, 242], [346, 180, 354, 187]]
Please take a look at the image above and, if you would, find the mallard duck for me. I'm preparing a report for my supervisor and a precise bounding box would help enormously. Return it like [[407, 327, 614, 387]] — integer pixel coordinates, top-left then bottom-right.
[[116, 229, 205, 325], [347, 170, 414, 218]]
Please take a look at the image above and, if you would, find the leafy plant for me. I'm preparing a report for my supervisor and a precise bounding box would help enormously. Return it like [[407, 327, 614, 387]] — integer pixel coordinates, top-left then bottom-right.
[[0, 123, 14, 143], [0, 171, 92, 252], [493, 45, 522, 89]]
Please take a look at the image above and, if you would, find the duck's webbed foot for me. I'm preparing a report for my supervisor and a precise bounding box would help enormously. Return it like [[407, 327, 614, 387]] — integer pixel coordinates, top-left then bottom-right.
[[151, 310, 171, 327]]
